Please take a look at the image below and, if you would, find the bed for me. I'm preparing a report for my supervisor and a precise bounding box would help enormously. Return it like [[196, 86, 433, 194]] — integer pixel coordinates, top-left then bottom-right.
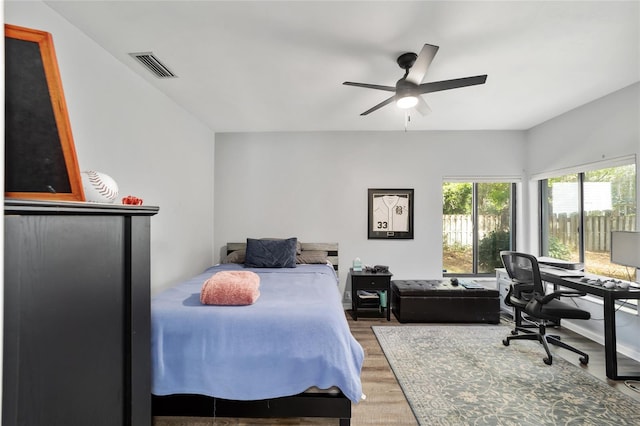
[[151, 240, 364, 425]]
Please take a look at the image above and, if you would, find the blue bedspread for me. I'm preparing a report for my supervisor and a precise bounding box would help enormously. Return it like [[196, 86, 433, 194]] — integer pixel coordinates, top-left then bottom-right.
[[151, 263, 364, 403]]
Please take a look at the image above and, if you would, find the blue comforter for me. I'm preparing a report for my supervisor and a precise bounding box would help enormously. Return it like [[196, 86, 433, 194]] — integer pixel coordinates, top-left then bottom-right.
[[151, 263, 364, 403]]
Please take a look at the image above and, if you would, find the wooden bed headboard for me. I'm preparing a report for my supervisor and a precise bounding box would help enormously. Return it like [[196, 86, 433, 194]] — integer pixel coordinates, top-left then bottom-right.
[[226, 242, 339, 271]]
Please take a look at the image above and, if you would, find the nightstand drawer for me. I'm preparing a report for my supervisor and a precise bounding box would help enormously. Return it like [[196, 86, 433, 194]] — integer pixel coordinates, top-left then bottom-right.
[[353, 275, 389, 289]]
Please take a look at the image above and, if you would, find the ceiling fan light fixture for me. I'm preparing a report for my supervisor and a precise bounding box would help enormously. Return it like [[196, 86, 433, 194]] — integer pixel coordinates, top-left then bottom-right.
[[396, 95, 418, 109]]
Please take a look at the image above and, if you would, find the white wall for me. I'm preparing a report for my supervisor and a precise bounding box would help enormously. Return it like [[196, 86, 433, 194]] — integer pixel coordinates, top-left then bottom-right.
[[525, 82, 640, 360], [527, 83, 639, 175], [215, 130, 527, 301], [4, 1, 217, 294]]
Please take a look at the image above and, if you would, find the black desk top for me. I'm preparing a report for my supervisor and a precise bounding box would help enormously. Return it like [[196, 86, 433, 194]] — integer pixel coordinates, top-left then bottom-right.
[[541, 272, 640, 299]]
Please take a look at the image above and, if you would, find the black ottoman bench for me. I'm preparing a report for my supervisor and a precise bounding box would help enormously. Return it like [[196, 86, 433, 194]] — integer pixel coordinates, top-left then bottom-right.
[[391, 279, 500, 324]]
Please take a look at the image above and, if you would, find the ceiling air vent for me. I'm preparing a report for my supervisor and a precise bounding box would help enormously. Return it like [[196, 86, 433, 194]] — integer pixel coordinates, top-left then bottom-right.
[[129, 52, 177, 78]]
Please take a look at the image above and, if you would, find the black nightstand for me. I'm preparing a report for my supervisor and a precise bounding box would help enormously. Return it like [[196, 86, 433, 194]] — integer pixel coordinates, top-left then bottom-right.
[[349, 268, 393, 321]]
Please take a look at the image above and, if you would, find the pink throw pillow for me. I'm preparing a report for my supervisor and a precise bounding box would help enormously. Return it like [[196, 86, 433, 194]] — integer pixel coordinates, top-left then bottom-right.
[[200, 271, 260, 305]]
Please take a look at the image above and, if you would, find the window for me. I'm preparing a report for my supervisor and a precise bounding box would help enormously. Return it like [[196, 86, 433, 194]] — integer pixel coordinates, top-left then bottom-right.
[[540, 162, 637, 281], [442, 182, 516, 275]]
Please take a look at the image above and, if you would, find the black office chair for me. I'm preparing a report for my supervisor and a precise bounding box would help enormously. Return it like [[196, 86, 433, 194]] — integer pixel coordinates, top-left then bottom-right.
[[501, 258, 536, 336], [500, 251, 590, 366]]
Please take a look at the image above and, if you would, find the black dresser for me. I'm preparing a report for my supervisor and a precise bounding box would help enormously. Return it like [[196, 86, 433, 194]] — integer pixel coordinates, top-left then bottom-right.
[[3, 199, 158, 426]]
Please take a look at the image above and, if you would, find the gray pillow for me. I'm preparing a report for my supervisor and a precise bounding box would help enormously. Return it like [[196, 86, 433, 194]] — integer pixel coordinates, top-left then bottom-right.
[[244, 237, 297, 268], [222, 249, 246, 264]]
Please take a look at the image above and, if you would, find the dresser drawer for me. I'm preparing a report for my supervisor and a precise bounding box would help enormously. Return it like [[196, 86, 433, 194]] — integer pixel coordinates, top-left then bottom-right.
[[352, 274, 390, 289]]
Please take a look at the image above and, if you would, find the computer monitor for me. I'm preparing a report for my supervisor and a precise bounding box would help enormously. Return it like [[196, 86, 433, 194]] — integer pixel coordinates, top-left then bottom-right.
[[610, 231, 640, 268]]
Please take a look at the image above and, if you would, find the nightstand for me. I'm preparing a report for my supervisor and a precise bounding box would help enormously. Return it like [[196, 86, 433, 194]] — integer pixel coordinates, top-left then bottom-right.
[[349, 268, 393, 321]]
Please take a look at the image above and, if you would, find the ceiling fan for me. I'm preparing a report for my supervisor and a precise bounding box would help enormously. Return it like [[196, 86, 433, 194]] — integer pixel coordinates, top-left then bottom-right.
[[343, 43, 487, 116]]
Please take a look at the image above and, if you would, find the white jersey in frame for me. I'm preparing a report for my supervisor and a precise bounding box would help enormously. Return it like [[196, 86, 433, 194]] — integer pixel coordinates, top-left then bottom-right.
[[372, 194, 409, 232]]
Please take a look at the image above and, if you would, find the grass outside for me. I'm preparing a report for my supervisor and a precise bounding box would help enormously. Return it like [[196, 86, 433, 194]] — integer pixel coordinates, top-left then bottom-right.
[[444, 247, 637, 281], [584, 250, 637, 281]]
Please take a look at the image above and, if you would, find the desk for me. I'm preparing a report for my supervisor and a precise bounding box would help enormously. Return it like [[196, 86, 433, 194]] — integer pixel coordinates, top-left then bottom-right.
[[539, 271, 640, 380]]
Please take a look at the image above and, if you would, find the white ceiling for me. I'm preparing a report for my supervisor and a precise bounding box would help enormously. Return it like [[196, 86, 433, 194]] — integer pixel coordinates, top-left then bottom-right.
[[44, 0, 639, 133]]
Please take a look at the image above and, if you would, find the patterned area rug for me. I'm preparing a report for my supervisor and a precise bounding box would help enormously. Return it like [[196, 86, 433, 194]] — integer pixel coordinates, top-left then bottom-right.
[[373, 325, 640, 426]]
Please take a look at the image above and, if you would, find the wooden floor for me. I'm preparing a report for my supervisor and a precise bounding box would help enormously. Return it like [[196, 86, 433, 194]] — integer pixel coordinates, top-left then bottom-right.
[[154, 310, 640, 426]]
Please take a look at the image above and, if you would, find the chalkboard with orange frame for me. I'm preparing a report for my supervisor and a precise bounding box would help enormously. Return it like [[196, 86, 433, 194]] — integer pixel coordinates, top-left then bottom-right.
[[5, 24, 84, 201]]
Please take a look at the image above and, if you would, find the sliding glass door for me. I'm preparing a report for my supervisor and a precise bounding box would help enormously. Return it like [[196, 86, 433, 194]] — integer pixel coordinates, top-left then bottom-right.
[[443, 181, 516, 275]]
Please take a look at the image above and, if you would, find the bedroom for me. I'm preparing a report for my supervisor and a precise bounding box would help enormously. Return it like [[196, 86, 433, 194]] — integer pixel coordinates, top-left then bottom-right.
[[2, 0, 639, 424]]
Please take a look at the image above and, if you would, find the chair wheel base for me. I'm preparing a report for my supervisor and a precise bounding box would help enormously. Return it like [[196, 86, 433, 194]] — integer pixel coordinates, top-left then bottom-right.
[[502, 339, 510, 346], [543, 357, 553, 365], [579, 356, 589, 365]]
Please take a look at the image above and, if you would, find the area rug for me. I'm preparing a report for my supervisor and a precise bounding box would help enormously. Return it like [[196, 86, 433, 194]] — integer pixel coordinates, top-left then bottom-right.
[[373, 325, 640, 426]]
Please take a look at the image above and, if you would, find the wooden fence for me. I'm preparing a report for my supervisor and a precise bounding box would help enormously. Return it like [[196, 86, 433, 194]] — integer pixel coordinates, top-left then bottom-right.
[[442, 214, 503, 246], [443, 214, 637, 252], [551, 214, 636, 251]]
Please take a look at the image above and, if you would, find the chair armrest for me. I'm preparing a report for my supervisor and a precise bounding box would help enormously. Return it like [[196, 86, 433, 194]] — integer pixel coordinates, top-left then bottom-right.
[[511, 281, 535, 297], [537, 290, 586, 304]]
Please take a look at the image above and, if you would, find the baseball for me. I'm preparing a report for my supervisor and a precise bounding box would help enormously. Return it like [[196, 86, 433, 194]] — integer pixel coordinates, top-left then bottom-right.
[[81, 170, 119, 203]]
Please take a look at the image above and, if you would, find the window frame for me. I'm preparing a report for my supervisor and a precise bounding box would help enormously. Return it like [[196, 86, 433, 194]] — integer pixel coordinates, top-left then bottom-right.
[[538, 160, 637, 263], [539, 175, 586, 263], [537, 156, 637, 297]]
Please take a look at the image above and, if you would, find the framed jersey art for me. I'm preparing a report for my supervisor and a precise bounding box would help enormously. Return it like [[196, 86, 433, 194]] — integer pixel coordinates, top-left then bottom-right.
[[368, 188, 414, 239]]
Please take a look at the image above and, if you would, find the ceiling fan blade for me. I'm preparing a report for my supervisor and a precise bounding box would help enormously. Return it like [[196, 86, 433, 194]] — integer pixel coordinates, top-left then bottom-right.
[[405, 44, 439, 85], [413, 97, 432, 116], [418, 75, 488, 94], [343, 81, 396, 92], [360, 95, 396, 116]]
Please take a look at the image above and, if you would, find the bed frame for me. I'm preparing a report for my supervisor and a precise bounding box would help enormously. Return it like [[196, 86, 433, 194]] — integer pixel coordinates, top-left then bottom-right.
[[152, 242, 352, 425], [152, 392, 351, 425]]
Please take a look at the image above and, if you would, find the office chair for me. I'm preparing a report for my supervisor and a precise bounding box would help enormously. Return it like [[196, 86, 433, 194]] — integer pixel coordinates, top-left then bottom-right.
[[501, 258, 536, 336], [500, 251, 590, 366]]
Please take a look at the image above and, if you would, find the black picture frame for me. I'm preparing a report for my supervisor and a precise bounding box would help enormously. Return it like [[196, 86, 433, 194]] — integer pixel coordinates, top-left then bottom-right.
[[368, 188, 414, 239]]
